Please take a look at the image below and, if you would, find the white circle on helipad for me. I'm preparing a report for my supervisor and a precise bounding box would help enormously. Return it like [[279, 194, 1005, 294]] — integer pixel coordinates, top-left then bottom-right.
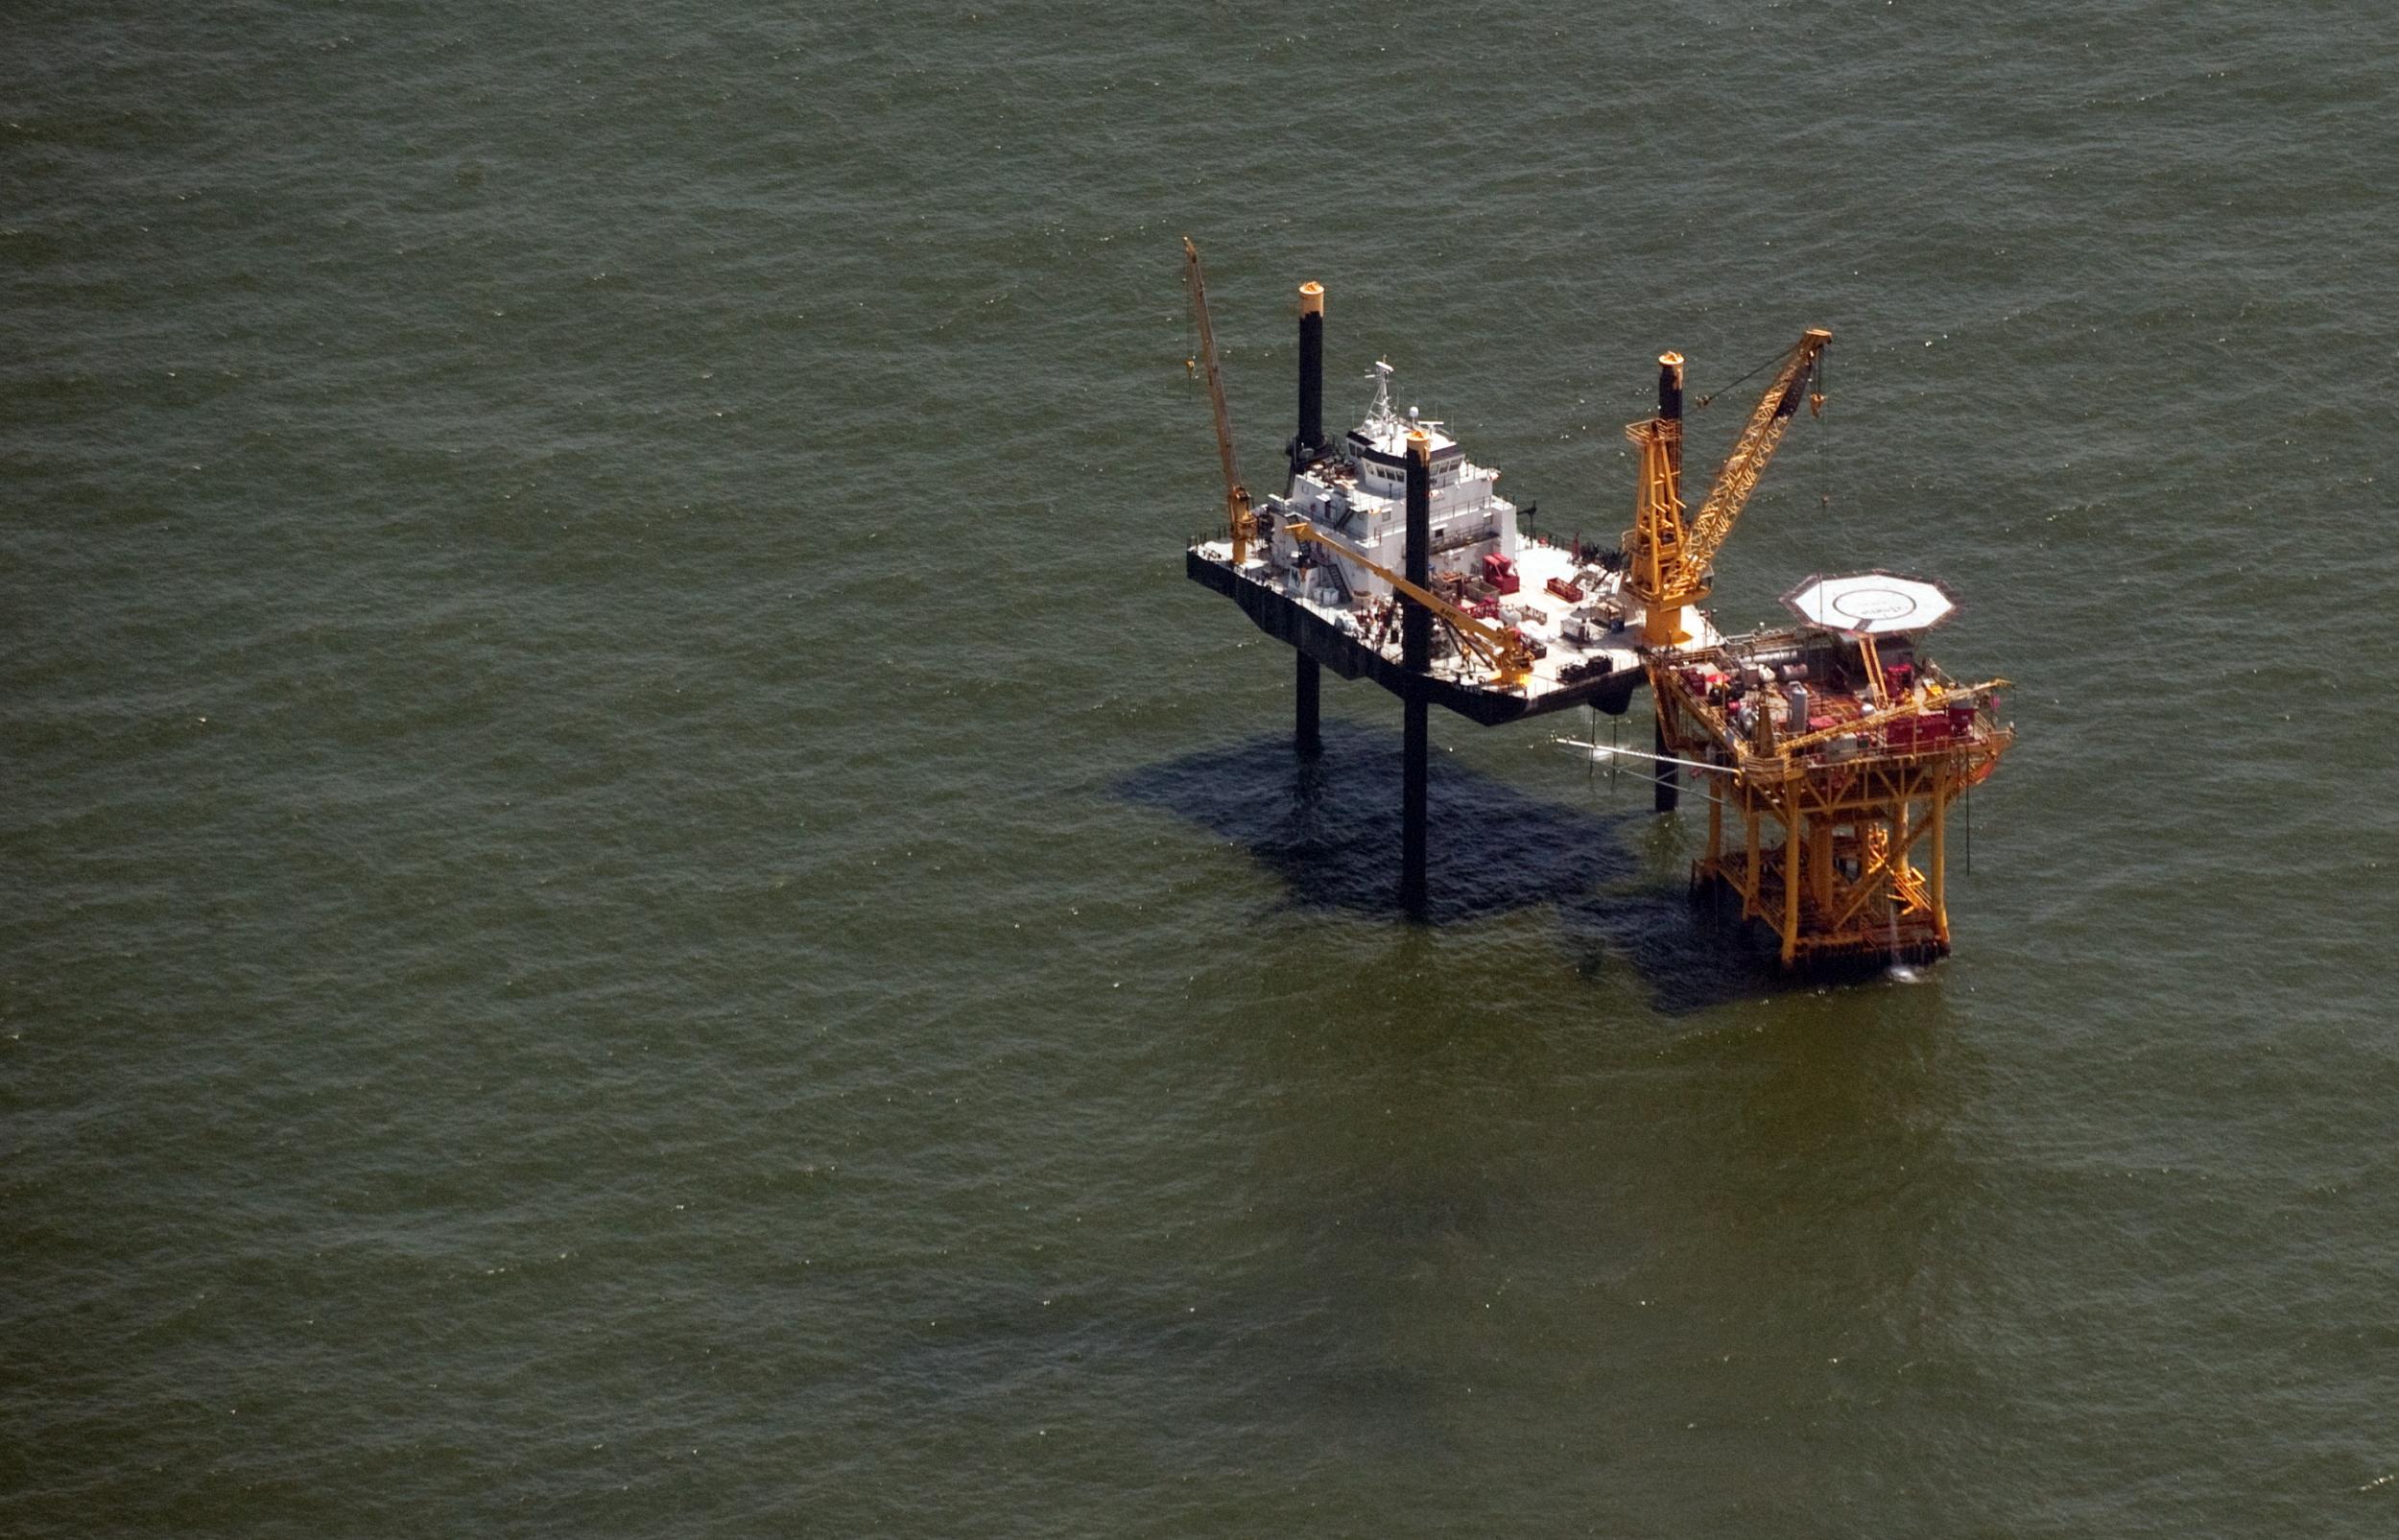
[[1831, 587, 1920, 623], [1781, 572, 1957, 636]]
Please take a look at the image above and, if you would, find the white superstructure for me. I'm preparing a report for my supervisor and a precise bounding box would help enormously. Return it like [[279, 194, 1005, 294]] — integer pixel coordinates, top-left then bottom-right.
[[1259, 363, 1517, 607], [1189, 345, 1682, 712]]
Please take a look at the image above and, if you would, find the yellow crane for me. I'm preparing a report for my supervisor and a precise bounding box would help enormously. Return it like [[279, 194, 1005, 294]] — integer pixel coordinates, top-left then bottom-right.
[[1282, 519, 1537, 691], [1623, 328, 1832, 647], [1609, 326, 2017, 967], [1182, 237, 1256, 565]]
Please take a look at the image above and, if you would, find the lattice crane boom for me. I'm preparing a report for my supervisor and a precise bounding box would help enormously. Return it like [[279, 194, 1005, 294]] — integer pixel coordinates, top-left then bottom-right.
[[1181, 237, 1256, 564], [1623, 328, 1830, 647], [1283, 520, 1536, 691], [1684, 328, 1832, 574]]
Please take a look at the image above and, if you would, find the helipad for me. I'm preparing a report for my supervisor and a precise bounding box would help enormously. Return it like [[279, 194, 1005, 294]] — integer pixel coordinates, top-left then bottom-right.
[[1781, 570, 1959, 636]]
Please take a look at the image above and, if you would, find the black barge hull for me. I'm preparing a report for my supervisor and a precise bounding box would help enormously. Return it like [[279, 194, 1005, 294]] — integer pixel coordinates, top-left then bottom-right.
[[1187, 551, 1642, 725]]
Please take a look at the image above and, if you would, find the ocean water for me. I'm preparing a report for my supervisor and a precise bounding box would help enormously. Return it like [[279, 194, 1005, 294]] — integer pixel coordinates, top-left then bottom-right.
[[6, 1, 2397, 1533]]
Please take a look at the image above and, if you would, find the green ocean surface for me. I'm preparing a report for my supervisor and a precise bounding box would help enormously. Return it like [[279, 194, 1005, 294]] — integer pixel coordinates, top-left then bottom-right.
[[6, 2, 2395, 1533]]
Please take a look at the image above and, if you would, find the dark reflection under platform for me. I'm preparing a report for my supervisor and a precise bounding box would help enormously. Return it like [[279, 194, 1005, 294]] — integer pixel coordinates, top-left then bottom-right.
[[1118, 720, 1819, 1014]]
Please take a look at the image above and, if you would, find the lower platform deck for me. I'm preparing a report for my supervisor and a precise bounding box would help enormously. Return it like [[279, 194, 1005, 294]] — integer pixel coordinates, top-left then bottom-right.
[[1693, 863, 1949, 968]]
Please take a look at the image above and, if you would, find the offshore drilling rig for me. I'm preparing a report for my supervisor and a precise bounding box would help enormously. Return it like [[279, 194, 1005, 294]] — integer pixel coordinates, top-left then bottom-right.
[[1176, 240, 2013, 967], [1620, 343, 2013, 966]]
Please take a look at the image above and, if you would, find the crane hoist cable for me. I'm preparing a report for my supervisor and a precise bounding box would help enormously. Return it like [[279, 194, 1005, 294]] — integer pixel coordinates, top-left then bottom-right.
[[1691, 342, 1794, 412]]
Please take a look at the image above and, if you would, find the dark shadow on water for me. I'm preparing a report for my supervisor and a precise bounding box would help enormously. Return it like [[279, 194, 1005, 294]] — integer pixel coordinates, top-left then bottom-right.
[[1115, 719, 1793, 1015], [1118, 720, 1627, 925]]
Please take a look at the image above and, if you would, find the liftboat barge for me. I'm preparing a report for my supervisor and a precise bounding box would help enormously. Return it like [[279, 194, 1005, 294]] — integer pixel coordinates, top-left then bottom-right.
[[1185, 308, 1654, 727], [1176, 241, 2014, 960]]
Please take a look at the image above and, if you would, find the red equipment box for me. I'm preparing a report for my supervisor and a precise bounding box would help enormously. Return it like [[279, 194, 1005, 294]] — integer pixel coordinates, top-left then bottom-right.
[[1884, 714, 1956, 750]]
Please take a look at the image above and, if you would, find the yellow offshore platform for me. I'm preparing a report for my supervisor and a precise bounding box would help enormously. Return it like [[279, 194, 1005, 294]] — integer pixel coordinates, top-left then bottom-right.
[[1175, 239, 2013, 964], [1616, 335, 2014, 968]]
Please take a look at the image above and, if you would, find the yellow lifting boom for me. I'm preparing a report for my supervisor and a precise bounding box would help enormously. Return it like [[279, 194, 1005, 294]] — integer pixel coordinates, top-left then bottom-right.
[[1182, 237, 1256, 565], [1283, 519, 1536, 691], [1685, 328, 1832, 575], [1624, 328, 1832, 647]]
